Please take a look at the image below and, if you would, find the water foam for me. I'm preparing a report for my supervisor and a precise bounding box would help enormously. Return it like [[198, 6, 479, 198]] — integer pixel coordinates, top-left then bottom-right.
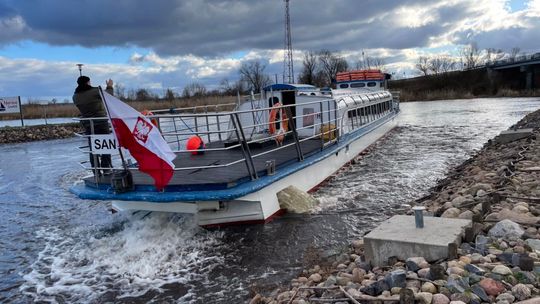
[[20, 213, 224, 303]]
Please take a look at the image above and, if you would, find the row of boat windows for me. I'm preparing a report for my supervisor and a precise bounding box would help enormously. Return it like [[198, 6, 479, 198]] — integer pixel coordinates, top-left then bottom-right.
[[339, 82, 381, 89], [346, 100, 393, 128]]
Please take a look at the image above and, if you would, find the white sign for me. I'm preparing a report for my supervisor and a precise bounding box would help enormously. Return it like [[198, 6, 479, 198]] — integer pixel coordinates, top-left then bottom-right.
[[0, 96, 20, 114], [90, 134, 118, 154]]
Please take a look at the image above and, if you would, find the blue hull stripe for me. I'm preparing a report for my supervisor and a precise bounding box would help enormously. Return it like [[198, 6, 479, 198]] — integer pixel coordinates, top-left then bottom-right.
[[70, 112, 398, 203]]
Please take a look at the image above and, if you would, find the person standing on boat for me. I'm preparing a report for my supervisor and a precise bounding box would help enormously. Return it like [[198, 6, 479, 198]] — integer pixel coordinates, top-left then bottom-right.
[[73, 76, 114, 175]]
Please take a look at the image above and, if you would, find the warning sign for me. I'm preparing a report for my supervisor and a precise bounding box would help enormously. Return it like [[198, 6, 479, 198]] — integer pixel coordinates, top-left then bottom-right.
[[0, 97, 21, 114]]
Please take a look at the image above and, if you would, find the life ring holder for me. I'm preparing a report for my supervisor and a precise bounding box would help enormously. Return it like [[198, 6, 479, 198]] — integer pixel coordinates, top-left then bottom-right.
[[268, 102, 289, 143]]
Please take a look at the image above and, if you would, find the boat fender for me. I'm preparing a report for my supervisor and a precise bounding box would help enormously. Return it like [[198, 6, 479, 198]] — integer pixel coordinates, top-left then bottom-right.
[[110, 169, 134, 193], [141, 109, 158, 126], [187, 136, 205, 155], [268, 102, 289, 143]]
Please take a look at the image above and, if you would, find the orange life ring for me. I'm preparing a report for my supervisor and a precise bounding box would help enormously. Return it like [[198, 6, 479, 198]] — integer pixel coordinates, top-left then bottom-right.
[[269, 102, 289, 142], [141, 109, 158, 126]]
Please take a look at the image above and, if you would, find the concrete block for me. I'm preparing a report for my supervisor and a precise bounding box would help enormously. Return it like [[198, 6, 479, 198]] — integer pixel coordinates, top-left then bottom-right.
[[364, 215, 471, 266], [496, 128, 533, 144]]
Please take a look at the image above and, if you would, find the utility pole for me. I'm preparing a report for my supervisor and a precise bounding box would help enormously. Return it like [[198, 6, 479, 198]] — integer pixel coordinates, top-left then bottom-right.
[[283, 0, 294, 84], [76, 63, 84, 76]]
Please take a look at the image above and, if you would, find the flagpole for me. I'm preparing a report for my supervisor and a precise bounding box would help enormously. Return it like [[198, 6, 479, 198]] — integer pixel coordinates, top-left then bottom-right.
[[98, 86, 128, 170]]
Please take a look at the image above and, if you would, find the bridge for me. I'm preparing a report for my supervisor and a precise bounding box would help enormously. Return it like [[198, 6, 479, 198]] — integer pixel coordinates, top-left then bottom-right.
[[486, 53, 540, 90]]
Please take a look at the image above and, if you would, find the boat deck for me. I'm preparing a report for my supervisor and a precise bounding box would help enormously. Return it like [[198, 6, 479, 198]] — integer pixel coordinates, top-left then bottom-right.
[[84, 137, 325, 189]]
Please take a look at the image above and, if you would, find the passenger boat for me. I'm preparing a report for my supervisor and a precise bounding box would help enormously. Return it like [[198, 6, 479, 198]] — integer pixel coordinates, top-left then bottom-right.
[[70, 70, 400, 226]]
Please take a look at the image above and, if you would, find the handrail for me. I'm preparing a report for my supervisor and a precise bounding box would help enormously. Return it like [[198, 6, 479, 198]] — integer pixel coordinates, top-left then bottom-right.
[[75, 92, 397, 180]]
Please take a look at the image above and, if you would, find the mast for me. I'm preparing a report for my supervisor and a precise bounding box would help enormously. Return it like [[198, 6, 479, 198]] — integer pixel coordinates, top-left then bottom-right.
[[283, 0, 294, 84]]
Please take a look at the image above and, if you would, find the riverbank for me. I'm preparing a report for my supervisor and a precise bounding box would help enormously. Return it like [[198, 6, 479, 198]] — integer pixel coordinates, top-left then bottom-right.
[[253, 110, 540, 303], [0, 123, 83, 144]]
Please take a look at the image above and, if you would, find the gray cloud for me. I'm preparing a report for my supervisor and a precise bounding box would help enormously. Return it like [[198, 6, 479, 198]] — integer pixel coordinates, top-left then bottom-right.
[[0, 0, 468, 56]]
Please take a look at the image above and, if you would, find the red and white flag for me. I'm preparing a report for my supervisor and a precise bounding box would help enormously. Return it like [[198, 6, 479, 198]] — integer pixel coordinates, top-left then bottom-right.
[[101, 90, 176, 190]]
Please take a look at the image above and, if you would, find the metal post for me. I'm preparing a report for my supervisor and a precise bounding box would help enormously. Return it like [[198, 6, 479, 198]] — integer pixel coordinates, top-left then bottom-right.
[[285, 107, 303, 161], [230, 113, 257, 180], [98, 86, 128, 170], [204, 107, 211, 143], [17, 96, 24, 127], [413, 206, 426, 228]]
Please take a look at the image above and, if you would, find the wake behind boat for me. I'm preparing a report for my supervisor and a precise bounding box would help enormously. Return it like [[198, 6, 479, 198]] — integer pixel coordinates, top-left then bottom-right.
[[70, 69, 400, 226]]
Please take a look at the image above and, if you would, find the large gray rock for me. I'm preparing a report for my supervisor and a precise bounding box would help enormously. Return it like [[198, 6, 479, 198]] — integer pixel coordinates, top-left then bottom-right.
[[525, 238, 540, 252], [441, 208, 461, 218], [488, 219, 524, 239], [277, 185, 318, 213]]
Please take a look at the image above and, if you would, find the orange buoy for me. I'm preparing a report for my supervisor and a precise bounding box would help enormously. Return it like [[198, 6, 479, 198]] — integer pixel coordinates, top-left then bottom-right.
[[186, 136, 205, 155], [268, 102, 289, 144], [141, 109, 158, 126]]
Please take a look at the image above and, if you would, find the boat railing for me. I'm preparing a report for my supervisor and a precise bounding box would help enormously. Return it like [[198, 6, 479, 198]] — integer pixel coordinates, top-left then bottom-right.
[[74, 97, 343, 182]]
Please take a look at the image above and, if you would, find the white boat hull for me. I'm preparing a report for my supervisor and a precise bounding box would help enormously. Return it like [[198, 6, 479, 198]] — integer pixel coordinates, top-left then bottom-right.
[[112, 116, 398, 226]]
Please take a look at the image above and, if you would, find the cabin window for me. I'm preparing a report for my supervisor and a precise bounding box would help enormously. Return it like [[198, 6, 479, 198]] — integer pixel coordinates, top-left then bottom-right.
[[350, 82, 365, 88], [367, 82, 377, 87], [339, 84, 349, 89]]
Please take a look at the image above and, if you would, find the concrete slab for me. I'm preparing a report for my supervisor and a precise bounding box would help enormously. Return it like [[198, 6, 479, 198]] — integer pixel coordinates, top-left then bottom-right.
[[496, 128, 533, 144], [364, 215, 471, 266]]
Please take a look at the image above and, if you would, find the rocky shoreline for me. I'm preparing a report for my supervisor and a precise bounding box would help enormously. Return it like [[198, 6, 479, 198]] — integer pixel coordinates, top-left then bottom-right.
[[252, 110, 540, 304], [0, 123, 83, 144]]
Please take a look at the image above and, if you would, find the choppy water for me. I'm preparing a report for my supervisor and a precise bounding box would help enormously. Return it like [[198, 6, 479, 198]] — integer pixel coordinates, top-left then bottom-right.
[[2, 98, 540, 303]]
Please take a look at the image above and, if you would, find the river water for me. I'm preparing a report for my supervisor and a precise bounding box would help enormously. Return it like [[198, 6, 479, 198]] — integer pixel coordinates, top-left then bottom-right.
[[1, 97, 540, 303]]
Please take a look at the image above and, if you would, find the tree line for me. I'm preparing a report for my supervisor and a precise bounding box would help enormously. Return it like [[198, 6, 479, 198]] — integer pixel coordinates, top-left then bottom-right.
[[116, 49, 386, 101], [415, 43, 527, 76]]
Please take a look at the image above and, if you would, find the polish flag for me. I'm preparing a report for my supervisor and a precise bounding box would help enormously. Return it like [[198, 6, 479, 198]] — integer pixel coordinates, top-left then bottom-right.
[[100, 90, 176, 190]]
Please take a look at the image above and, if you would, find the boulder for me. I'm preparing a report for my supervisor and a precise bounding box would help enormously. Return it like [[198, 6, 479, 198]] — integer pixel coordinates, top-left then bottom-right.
[[488, 219, 524, 239], [492, 265, 513, 276], [277, 185, 318, 213], [406, 257, 427, 272], [421, 282, 438, 294], [415, 292, 433, 304], [385, 269, 406, 288], [432, 293, 450, 304], [458, 210, 475, 220], [511, 283, 531, 301], [442, 208, 461, 218], [525, 238, 540, 252], [309, 273, 322, 283], [496, 292, 515, 303], [479, 278, 505, 296]]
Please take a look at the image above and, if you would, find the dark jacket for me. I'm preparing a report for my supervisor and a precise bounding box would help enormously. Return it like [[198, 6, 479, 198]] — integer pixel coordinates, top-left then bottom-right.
[[73, 86, 113, 134]]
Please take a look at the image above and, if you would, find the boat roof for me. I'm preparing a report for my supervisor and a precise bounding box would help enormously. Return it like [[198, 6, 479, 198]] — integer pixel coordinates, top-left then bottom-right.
[[263, 83, 318, 92]]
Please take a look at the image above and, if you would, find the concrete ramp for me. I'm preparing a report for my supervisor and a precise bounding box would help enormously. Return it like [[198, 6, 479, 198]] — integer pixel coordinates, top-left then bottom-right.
[[364, 215, 471, 266]]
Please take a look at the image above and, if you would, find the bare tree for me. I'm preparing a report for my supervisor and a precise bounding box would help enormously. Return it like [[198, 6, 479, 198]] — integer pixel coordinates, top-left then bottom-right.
[[135, 88, 152, 101], [164, 88, 176, 101], [429, 57, 443, 75], [509, 47, 521, 60], [239, 61, 271, 93], [416, 56, 430, 76], [182, 82, 207, 98], [297, 51, 318, 85], [484, 48, 504, 65], [460, 42, 481, 69], [365, 56, 386, 70], [440, 56, 456, 73], [318, 50, 348, 84], [114, 83, 126, 100], [219, 78, 245, 95]]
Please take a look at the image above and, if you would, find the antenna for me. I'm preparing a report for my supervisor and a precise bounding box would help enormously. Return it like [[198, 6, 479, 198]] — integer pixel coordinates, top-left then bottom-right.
[[283, 0, 294, 84]]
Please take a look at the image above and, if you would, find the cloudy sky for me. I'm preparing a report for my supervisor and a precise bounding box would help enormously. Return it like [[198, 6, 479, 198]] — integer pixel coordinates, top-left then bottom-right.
[[0, 0, 539, 101]]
